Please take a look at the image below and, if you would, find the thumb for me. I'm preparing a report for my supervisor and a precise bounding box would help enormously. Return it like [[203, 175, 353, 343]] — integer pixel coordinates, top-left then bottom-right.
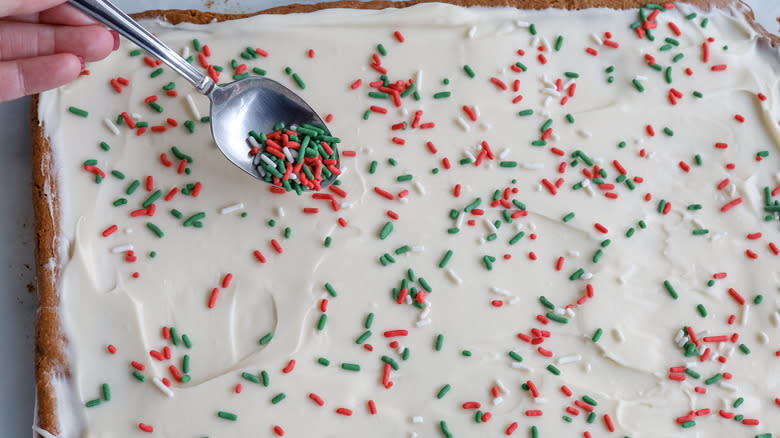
[[0, 0, 67, 17]]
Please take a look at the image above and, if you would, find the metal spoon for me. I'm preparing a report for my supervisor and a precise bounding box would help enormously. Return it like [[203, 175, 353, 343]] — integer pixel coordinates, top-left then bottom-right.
[[68, 0, 339, 188]]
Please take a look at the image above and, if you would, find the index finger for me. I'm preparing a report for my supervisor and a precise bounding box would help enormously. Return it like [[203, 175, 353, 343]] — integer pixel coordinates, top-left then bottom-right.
[[0, 0, 66, 17]]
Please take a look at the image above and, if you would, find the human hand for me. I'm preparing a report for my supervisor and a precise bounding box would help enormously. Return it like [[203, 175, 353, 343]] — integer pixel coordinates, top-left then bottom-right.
[[0, 0, 117, 102]]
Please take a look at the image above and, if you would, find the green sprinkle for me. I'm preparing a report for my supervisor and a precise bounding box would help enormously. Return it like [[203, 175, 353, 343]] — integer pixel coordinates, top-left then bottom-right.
[[132, 371, 145, 382], [701, 17, 709, 28], [259, 332, 274, 345], [663, 280, 679, 299], [99, 141, 111, 151], [271, 393, 286, 404], [85, 398, 102, 408], [705, 373, 723, 385], [317, 314, 327, 330], [150, 68, 164, 78], [685, 368, 700, 379], [170, 209, 183, 219], [632, 79, 645, 92], [356, 330, 372, 344], [681, 420, 696, 428], [463, 65, 476, 78], [110, 170, 125, 179], [531, 140, 547, 146], [433, 91, 451, 99], [146, 223, 164, 238], [754, 295, 763, 304], [341, 363, 361, 372], [68, 106, 89, 117], [381, 355, 400, 370], [587, 412, 596, 424], [686, 12, 697, 19], [529, 23, 537, 35], [379, 222, 394, 239], [518, 109, 534, 117], [733, 397, 744, 408], [688, 204, 702, 210], [509, 231, 525, 245], [242, 372, 261, 384], [318, 357, 330, 366], [555, 35, 564, 51], [592, 328, 603, 342], [739, 344, 750, 354], [435, 334, 444, 351], [673, 53, 684, 62], [252, 67, 267, 76], [569, 268, 585, 281], [462, 350, 472, 357], [547, 364, 561, 375], [102, 383, 111, 401], [508, 351, 523, 362], [531, 425, 539, 438], [540, 296, 556, 309], [217, 411, 238, 421], [377, 43, 387, 56], [692, 229, 709, 235], [693, 91, 703, 98], [565, 113, 575, 124], [324, 283, 338, 297], [292, 73, 305, 89], [697, 304, 707, 317], [583, 395, 598, 406], [440, 420, 453, 438], [129, 49, 142, 56], [592, 249, 603, 263], [437, 384, 451, 399], [546, 312, 568, 324], [439, 250, 454, 268], [663, 127, 674, 136]]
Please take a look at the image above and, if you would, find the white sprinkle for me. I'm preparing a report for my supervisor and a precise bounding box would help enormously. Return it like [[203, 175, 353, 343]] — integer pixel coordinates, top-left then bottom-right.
[[541, 75, 555, 88], [103, 118, 120, 135], [675, 330, 685, 343], [456, 117, 471, 132], [590, 32, 603, 45], [740, 304, 749, 326], [131, 113, 142, 120], [32, 426, 58, 438], [186, 94, 201, 120], [531, 35, 540, 48], [275, 206, 284, 218], [446, 269, 462, 285], [410, 433, 417, 438], [474, 105, 481, 117], [260, 154, 276, 168], [400, 107, 409, 116], [542, 38, 551, 50], [491, 286, 512, 296], [508, 296, 521, 305], [283, 147, 294, 162], [563, 79, 576, 90], [557, 354, 582, 365], [511, 363, 533, 371], [554, 307, 566, 316], [415, 70, 423, 92], [219, 203, 244, 215], [542, 87, 561, 97], [412, 181, 426, 196], [540, 110, 551, 117], [565, 308, 576, 318], [467, 26, 477, 39], [685, 361, 698, 368], [521, 162, 544, 170], [409, 245, 424, 253], [415, 318, 432, 327], [464, 150, 476, 161], [111, 244, 133, 254], [528, 223, 537, 232], [411, 416, 424, 424], [181, 46, 190, 59], [543, 96, 553, 107], [498, 148, 511, 160], [399, 198, 409, 204], [582, 272, 593, 280], [153, 377, 174, 398], [568, 250, 580, 257], [405, 295, 413, 305], [420, 303, 432, 319], [535, 184, 543, 192], [584, 363, 592, 373], [247, 135, 261, 149], [483, 218, 497, 233], [613, 328, 624, 343], [515, 20, 530, 27], [711, 232, 728, 241], [492, 396, 504, 406], [719, 382, 738, 392], [725, 346, 735, 358], [533, 397, 548, 404], [479, 122, 492, 130], [691, 218, 706, 229], [771, 311, 780, 327], [584, 185, 595, 196], [256, 166, 266, 178], [757, 332, 769, 344], [496, 379, 510, 394], [577, 129, 592, 139], [634, 75, 648, 81]]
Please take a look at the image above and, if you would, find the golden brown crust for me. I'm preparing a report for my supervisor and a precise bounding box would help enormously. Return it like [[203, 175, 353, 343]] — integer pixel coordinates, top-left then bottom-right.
[[31, 1, 778, 436]]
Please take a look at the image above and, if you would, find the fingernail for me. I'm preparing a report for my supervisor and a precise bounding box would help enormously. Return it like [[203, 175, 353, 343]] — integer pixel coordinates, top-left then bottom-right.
[[77, 56, 86, 72], [110, 30, 120, 51]]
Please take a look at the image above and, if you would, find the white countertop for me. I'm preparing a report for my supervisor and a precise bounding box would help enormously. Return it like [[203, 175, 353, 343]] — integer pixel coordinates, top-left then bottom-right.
[[0, 1, 776, 436]]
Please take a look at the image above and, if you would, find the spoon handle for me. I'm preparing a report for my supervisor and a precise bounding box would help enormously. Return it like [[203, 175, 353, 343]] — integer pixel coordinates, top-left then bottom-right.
[[68, 0, 215, 95]]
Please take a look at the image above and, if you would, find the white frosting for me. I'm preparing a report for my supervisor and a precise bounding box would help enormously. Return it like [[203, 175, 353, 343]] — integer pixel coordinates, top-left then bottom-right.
[[38, 3, 780, 437]]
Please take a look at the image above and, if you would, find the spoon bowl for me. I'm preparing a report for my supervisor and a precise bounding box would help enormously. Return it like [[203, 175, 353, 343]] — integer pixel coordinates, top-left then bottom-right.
[[68, 0, 339, 189], [209, 77, 335, 184]]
